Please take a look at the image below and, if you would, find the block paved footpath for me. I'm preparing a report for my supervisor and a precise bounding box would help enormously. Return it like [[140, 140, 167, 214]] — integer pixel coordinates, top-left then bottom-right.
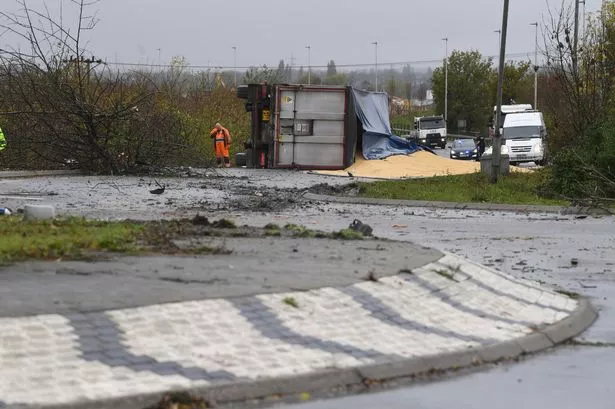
[[0, 237, 596, 409]]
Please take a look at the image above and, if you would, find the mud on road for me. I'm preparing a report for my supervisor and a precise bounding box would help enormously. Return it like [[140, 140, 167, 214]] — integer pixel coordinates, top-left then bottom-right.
[[0, 168, 360, 219]]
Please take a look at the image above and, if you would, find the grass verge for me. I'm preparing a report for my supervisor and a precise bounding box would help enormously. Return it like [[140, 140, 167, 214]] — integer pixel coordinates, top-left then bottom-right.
[[0, 217, 236, 264], [358, 171, 568, 206], [0, 217, 369, 264], [0, 217, 143, 263]]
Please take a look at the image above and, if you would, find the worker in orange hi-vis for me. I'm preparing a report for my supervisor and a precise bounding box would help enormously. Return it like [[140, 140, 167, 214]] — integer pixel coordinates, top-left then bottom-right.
[[209, 122, 232, 168]]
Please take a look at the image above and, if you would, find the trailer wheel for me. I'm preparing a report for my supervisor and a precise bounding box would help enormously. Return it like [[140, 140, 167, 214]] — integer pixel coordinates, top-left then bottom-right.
[[235, 152, 247, 167]]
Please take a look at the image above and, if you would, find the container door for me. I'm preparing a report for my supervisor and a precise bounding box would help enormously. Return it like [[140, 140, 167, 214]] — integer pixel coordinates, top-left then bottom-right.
[[276, 90, 297, 167], [275, 87, 346, 169]]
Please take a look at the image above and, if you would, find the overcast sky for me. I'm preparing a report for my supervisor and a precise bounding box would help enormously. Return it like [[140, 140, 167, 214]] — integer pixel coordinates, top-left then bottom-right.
[[1, 0, 605, 70]]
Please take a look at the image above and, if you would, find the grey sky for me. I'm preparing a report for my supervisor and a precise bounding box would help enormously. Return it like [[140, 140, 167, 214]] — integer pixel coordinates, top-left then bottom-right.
[[2, 0, 605, 70]]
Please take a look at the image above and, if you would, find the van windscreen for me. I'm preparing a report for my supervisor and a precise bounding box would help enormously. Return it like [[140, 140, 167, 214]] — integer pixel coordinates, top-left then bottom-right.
[[503, 126, 541, 139]]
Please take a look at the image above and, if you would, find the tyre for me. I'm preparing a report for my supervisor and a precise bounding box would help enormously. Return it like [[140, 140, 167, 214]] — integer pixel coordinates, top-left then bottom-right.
[[235, 152, 247, 167]]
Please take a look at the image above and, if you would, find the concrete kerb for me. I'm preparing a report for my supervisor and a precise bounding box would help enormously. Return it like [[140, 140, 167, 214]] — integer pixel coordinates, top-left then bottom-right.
[[303, 192, 614, 216], [11, 298, 597, 409], [26, 297, 595, 409]]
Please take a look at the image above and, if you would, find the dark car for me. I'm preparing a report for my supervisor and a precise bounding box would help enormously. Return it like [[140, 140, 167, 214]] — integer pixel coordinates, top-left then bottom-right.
[[450, 139, 478, 160]]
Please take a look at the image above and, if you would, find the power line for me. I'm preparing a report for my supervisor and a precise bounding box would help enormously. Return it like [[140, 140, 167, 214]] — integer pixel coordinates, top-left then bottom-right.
[[104, 51, 534, 70]]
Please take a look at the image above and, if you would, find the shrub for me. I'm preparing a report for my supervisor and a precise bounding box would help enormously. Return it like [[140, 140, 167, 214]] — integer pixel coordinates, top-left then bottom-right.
[[541, 119, 615, 200]]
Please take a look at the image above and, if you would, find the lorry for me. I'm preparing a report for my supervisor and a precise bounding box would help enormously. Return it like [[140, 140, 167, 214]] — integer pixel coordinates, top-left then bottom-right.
[[236, 84, 360, 169], [501, 110, 547, 166], [236, 83, 425, 169], [409, 115, 447, 149]]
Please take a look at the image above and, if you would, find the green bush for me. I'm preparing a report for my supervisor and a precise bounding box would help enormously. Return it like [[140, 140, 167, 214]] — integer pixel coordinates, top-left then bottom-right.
[[542, 119, 615, 200]]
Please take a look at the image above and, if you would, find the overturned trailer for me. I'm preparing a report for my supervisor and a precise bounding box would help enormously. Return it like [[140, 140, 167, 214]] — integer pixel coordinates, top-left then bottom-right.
[[237, 84, 358, 169], [237, 84, 422, 169]]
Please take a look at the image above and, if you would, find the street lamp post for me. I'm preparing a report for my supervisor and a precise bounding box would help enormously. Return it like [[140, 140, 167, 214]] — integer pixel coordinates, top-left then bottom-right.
[[232, 46, 237, 88], [442, 37, 448, 124], [492, 0, 510, 183], [494, 30, 501, 71], [306, 45, 311, 85], [530, 22, 539, 109], [371, 41, 378, 91], [574, 0, 580, 74]]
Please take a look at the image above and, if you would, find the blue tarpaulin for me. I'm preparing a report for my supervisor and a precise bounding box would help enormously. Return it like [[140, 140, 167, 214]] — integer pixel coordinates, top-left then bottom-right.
[[351, 88, 422, 160]]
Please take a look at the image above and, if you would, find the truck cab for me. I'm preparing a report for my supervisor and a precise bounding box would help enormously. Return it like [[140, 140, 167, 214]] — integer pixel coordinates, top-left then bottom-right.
[[411, 115, 447, 148], [502, 111, 547, 166]]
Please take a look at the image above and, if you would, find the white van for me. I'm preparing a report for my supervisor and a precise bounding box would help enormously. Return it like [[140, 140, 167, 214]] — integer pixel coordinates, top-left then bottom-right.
[[502, 111, 547, 166], [493, 104, 533, 134]]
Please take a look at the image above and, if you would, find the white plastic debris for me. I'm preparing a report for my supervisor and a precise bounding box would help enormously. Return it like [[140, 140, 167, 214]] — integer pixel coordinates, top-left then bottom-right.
[[23, 204, 56, 220]]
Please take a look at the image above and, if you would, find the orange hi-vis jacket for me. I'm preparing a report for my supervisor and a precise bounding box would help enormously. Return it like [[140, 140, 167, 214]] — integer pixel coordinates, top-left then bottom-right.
[[210, 126, 231, 158]]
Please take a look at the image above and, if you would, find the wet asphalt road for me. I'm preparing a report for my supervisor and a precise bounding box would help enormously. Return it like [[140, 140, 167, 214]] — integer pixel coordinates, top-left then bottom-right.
[[1, 171, 613, 408], [274, 346, 615, 409]]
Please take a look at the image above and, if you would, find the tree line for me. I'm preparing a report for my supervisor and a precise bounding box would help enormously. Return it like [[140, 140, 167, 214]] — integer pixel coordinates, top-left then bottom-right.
[[0, 0, 613, 202]]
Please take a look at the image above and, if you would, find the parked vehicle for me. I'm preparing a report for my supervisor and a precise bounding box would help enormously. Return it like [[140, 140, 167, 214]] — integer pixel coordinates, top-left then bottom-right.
[[502, 111, 547, 166], [408, 115, 447, 148], [449, 139, 478, 160]]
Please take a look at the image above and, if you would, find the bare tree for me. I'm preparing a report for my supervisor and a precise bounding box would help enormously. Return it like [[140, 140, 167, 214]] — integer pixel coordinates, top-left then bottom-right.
[[542, 1, 615, 148], [539, 1, 615, 203], [0, 0, 152, 172]]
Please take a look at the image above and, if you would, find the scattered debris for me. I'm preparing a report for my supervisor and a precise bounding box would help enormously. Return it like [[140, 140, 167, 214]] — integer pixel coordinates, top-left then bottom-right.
[[149, 186, 165, 194], [0, 207, 12, 216], [192, 215, 210, 226], [433, 269, 457, 281], [571, 258, 579, 266], [366, 270, 379, 282], [307, 182, 362, 196], [282, 297, 299, 308], [349, 219, 373, 236], [149, 179, 166, 195], [143, 391, 209, 409], [567, 339, 615, 348], [555, 289, 580, 299]]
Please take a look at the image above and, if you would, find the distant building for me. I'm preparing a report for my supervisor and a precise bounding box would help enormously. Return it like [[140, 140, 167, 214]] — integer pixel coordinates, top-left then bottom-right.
[[425, 90, 434, 104], [411, 89, 435, 110]]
